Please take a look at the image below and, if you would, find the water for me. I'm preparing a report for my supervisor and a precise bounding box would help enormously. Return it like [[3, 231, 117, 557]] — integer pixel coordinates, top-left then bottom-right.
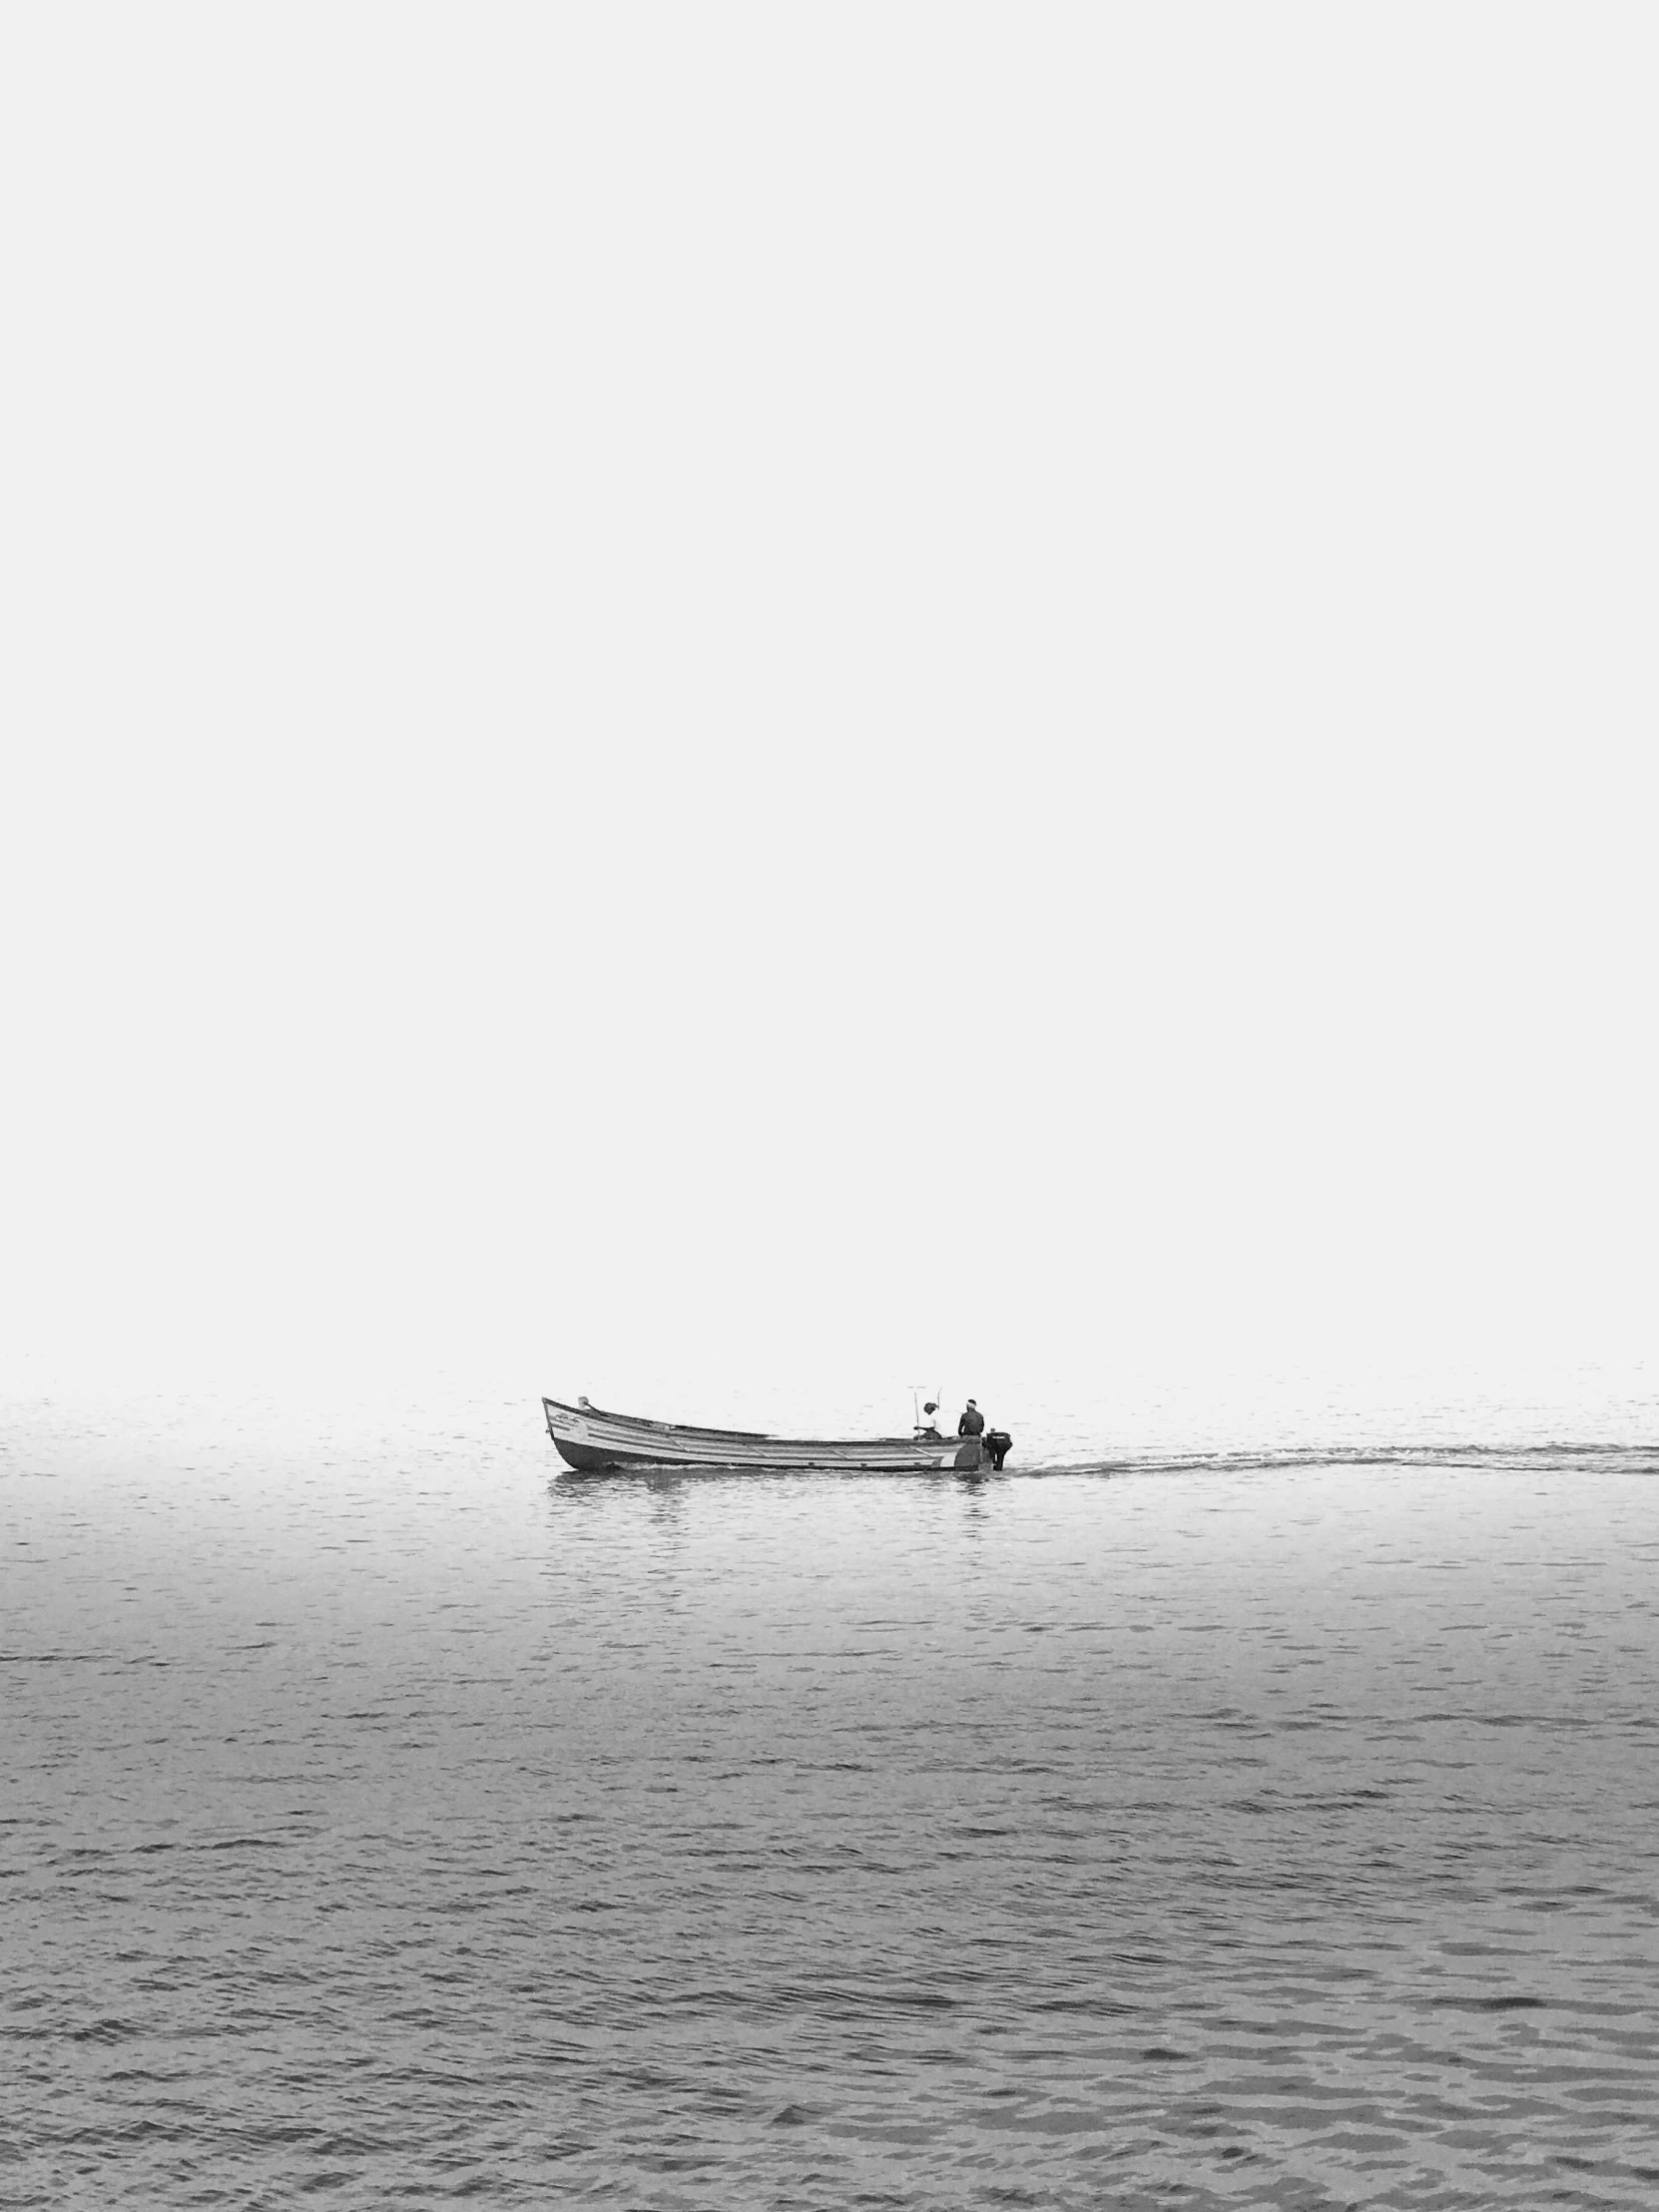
[[5, 1384, 1659, 2207]]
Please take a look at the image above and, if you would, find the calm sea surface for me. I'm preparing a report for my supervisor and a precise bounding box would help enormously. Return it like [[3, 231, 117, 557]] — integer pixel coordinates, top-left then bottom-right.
[[4, 1383, 1658, 2208]]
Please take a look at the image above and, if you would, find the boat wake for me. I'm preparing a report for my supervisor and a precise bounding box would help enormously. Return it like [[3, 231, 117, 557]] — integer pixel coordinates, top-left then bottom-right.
[[1032, 1438, 1659, 1478]]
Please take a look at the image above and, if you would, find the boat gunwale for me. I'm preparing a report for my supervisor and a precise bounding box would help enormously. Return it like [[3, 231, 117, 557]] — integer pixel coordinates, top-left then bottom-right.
[[541, 1394, 928, 1451]]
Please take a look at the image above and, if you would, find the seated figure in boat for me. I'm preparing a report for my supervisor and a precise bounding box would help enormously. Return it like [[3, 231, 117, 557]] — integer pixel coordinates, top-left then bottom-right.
[[914, 1399, 942, 1438], [957, 1399, 985, 1438]]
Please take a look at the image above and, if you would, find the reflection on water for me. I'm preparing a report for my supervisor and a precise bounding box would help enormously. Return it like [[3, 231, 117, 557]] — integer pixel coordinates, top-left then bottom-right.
[[3, 1390, 1657, 2208]]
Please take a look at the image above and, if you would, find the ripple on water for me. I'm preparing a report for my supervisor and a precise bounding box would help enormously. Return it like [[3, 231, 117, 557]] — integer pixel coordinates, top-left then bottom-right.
[[2, 1404, 1657, 2206]]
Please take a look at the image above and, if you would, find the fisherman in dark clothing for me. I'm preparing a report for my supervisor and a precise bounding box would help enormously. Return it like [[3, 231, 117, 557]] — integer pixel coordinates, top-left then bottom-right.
[[957, 1400, 985, 1438]]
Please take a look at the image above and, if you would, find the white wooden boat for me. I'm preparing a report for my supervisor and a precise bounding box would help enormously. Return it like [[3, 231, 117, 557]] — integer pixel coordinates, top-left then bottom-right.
[[542, 1394, 999, 1472]]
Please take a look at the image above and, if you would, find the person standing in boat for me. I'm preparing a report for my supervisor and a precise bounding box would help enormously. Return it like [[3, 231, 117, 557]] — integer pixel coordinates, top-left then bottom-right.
[[957, 1399, 985, 1440]]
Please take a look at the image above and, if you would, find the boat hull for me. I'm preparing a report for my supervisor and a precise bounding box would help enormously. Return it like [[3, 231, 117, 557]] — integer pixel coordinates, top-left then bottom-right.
[[542, 1395, 988, 1472]]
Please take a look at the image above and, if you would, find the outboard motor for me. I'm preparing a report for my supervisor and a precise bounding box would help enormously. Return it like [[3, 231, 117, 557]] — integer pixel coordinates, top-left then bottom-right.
[[985, 1429, 1012, 1470]]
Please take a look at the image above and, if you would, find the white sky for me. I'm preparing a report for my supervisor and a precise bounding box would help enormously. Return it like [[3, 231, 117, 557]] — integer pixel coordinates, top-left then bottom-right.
[[3, 7, 1655, 1426]]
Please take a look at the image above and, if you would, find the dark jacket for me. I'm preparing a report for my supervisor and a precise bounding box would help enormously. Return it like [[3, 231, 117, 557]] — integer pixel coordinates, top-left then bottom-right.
[[958, 1405, 985, 1437]]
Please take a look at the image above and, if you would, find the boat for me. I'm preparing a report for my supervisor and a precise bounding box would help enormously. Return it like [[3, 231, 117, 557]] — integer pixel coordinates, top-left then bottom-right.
[[542, 1394, 1004, 1473]]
